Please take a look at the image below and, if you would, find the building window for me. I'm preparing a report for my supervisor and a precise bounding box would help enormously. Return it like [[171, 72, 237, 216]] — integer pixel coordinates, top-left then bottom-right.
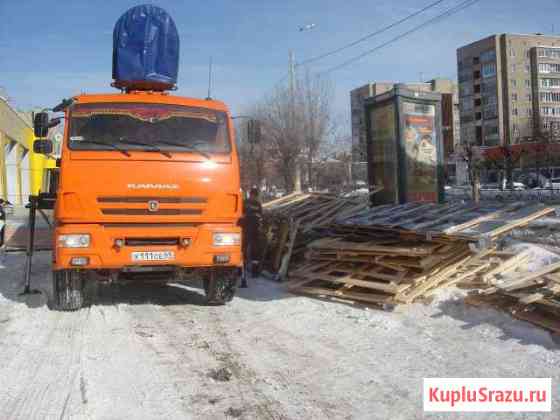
[[459, 83, 473, 96], [539, 63, 560, 73], [482, 62, 496, 78], [527, 93, 532, 101], [525, 79, 531, 88], [540, 78, 560, 88], [480, 50, 496, 62], [525, 64, 530, 73], [509, 47, 516, 57], [458, 68, 473, 82], [482, 95, 497, 105], [541, 106, 560, 115], [512, 93, 518, 101], [460, 97, 474, 112], [484, 124, 499, 136], [511, 64, 517, 72], [511, 79, 517, 88], [473, 56, 480, 65], [483, 103, 498, 119], [538, 48, 560, 59], [481, 79, 497, 94], [540, 91, 560, 102], [512, 108, 519, 116]]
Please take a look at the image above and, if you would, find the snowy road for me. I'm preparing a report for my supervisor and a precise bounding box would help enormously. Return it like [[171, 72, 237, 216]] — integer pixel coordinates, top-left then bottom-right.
[[0, 251, 559, 420]]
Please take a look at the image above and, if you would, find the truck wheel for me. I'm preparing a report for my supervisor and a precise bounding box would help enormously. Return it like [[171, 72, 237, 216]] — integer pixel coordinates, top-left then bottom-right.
[[53, 270, 85, 311], [203, 268, 238, 305]]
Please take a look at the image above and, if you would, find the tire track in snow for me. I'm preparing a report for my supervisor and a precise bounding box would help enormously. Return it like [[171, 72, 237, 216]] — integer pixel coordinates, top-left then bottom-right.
[[121, 286, 289, 420]]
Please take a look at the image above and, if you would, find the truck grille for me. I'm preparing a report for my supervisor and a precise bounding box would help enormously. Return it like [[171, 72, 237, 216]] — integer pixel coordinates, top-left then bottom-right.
[[97, 196, 207, 216], [97, 196, 207, 204], [101, 208, 202, 216], [125, 237, 180, 246]]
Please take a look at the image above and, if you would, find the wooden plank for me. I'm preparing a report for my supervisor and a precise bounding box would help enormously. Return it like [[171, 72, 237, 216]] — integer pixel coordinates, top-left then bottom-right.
[[277, 219, 301, 281], [308, 238, 441, 257], [272, 221, 291, 272], [298, 272, 409, 294], [292, 285, 393, 305], [519, 284, 560, 305], [443, 204, 521, 234], [497, 260, 560, 292], [289, 260, 333, 278], [487, 207, 556, 239], [263, 192, 307, 209], [480, 251, 531, 283], [395, 251, 473, 304]]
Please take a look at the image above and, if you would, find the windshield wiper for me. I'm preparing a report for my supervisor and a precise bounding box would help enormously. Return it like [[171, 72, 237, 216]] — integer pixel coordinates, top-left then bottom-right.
[[72, 140, 131, 157], [155, 140, 211, 159], [117, 138, 172, 158]]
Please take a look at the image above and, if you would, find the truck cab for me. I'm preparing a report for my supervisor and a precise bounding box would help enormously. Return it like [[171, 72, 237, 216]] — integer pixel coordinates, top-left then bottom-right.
[[34, 91, 243, 310]]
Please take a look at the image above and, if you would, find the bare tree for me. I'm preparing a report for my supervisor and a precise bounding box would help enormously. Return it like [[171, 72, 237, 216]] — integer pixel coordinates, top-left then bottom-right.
[[457, 143, 483, 203], [248, 71, 335, 193], [299, 71, 335, 190]]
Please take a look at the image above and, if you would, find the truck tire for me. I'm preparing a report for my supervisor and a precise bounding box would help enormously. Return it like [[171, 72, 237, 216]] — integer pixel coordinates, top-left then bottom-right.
[[203, 268, 238, 305], [53, 270, 85, 311]]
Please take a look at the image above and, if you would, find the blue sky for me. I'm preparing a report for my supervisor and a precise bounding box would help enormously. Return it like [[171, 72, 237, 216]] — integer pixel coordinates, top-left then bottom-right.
[[1, 0, 559, 132]]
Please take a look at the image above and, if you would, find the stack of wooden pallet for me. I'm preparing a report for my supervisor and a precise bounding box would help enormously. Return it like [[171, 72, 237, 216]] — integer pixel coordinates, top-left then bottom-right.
[[287, 233, 462, 307], [262, 193, 368, 279], [466, 261, 560, 335], [286, 230, 536, 308], [340, 201, 556, 244]]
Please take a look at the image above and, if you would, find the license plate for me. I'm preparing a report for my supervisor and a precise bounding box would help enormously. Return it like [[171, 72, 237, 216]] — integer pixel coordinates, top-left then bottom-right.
[[131, 251, 175, 262]]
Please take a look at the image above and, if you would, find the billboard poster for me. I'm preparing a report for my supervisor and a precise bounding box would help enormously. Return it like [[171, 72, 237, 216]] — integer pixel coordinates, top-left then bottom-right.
[[402, 101, 438, 202], [369, 103, 397, 204]]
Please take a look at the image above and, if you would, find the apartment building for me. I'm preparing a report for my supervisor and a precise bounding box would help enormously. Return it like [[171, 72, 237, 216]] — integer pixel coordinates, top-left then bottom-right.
[[457, 33, 560, 147]]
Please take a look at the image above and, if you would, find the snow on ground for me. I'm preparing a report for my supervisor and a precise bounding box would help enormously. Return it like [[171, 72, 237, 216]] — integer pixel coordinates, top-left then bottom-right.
[[0, 251, 559, 420]]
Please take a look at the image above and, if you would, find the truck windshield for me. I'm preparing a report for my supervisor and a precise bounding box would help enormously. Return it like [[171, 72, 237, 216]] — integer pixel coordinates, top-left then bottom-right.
[[68, 103, 230, 154]]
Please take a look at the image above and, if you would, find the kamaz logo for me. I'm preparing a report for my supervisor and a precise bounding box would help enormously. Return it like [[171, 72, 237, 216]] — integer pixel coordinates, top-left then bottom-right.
[[127, 183, 180, 190]]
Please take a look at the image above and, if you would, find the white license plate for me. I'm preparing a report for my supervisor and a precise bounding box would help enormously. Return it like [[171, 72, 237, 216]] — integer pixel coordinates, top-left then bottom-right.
[[131, 251, 175, 262]]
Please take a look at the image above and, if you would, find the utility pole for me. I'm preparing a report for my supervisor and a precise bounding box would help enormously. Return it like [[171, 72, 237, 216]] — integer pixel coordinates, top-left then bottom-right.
[[289, 50, 302, 193], [288, 50, 296, 100], [288, 24, 316, 194]]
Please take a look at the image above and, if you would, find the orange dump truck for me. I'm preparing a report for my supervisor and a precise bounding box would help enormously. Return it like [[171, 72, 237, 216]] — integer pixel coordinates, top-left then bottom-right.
[[30, 5, 244, 310], [33, 92, 243, 310]]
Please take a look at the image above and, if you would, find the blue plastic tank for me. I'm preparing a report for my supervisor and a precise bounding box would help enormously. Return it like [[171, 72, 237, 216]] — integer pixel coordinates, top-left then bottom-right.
[[112, 4, 179, 91]]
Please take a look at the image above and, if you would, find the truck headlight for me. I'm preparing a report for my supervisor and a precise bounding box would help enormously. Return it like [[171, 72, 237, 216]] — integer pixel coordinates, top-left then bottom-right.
[[213, 232, 241, 246], [58, 234, 91, 248]]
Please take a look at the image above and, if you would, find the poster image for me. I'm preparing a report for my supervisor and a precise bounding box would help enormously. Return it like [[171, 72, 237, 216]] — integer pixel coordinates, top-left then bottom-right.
[[402, 101, 438, 202]]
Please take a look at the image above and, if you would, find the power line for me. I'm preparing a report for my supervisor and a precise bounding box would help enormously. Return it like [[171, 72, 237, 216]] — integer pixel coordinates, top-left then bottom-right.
[[322, 0, 481, 74], [297, 0, 447, 67]]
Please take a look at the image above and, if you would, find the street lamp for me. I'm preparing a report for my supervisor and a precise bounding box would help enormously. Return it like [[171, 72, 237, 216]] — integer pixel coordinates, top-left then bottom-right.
[[289, 24, 317, 193]]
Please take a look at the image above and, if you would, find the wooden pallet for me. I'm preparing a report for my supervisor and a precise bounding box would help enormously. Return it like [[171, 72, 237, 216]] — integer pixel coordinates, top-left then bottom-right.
[[465, 262, 560, 335], [287, 231, 480, 307]]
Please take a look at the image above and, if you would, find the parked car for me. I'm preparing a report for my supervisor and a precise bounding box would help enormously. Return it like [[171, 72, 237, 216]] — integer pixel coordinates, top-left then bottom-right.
[[511, 181, 527, 190], [544, 178, 560, 189], [480, 183, 499, 190]]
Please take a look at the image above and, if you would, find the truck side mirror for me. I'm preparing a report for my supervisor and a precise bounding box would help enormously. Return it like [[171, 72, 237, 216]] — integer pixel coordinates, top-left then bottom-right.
[[34, 112, 50, 138], [33, 139, 53, 155]]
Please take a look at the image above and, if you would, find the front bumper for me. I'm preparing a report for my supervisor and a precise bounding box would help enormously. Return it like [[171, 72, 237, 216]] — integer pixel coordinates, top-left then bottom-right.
[[53, 223, 242, 270]]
